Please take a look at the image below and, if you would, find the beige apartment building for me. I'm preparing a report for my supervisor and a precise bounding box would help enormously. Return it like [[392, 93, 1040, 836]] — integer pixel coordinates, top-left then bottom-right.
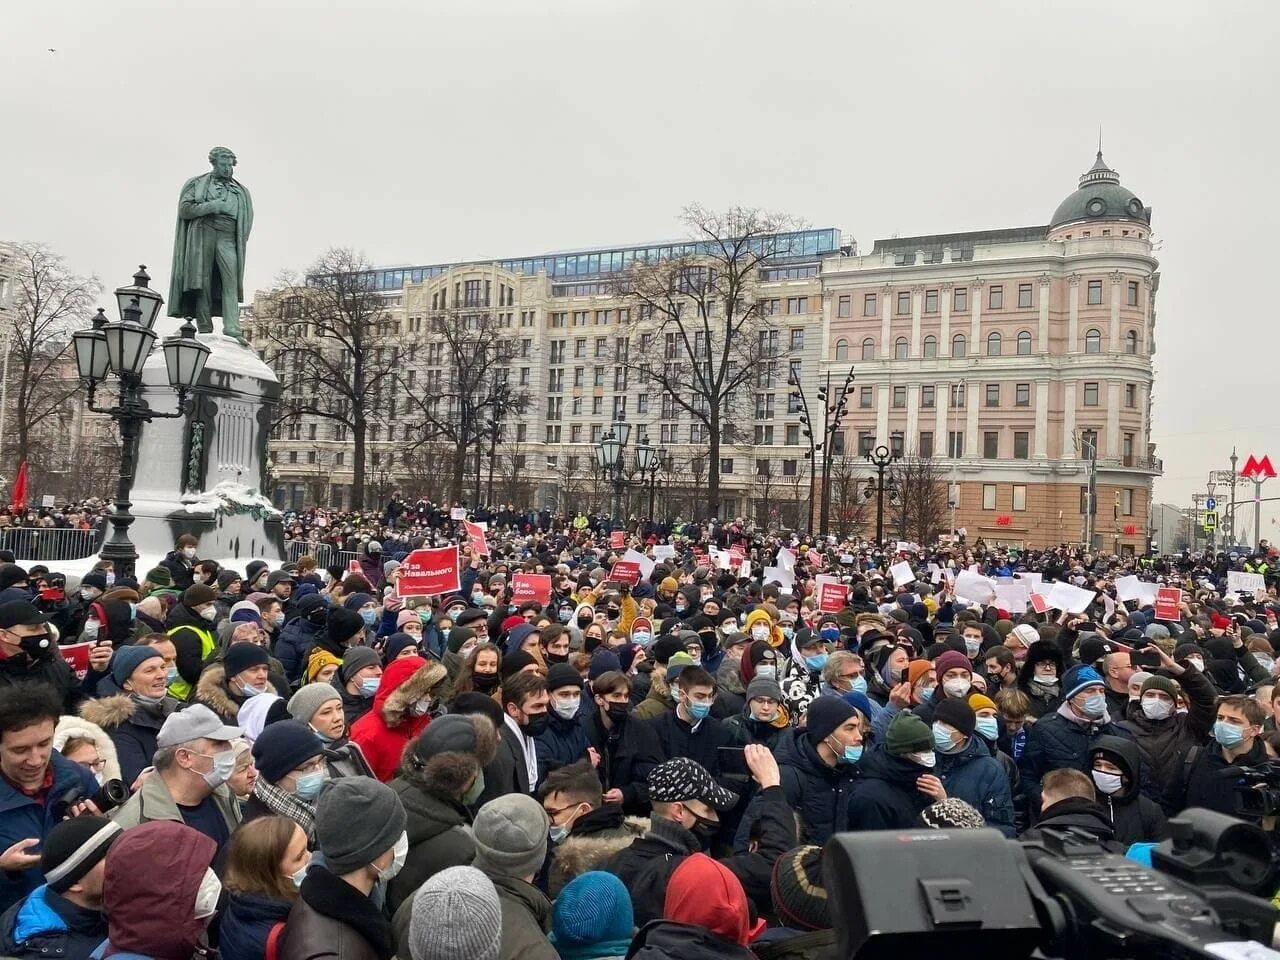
[[260, 151, 1160, 549]]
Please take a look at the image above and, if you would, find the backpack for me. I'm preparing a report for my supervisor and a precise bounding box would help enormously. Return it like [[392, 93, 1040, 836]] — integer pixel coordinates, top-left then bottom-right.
[[264, 921, 286, 960]]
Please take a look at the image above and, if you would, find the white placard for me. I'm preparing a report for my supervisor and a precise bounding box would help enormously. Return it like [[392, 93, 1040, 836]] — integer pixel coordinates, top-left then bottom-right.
[[709, 548, 732, 571], [652, 545, 676, 561], [776, 547, 797, 573], [739, 560, 751, 579], [623, 549, 655, 580], [1046, 581, 1097, 614], [1227, 571, 1266, 594], [954, 570, 997, 604], [1115, 575, 1143, 602], [889, 561, 915, 586], [993, 580, 1030, 614], [762, 565, 795, 588], [1015, 571, 1043, 591]]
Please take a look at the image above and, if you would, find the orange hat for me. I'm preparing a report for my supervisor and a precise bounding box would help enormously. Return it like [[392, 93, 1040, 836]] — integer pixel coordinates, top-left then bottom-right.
[[907, 659, 934, 688], [968, 692, 997, 713]]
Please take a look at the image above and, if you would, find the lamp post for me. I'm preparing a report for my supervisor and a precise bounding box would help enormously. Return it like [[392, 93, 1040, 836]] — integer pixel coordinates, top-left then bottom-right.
[[595, 410, 633, 529], [72, 266, 210, 578], [863, 432, 903, 547], [636, 434, 662, 525], [789, 365, 856, 537]]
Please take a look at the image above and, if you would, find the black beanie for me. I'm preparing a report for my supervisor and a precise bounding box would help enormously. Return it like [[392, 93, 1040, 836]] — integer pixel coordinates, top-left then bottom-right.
[[252, 719, 325, 784], [225, 642, 271, 678], [932, 697, 976, 739], [326, 606, 365, 644], [42, 816, 122, 893], [500, 649, 537, 679], [805, 695, 857, 745], [546, 663, 582, 692]]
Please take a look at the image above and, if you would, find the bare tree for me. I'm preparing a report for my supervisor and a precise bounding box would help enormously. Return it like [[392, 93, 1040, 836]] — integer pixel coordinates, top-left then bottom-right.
[[611, 205, 803, 518], [396, 306, 529, 505], [259, 248, 401, 510], [890, 455, 948, 546], [3, 244, 101, 467], [748, 458, 779, 527], [828, 456, 867, 537], [784, 462, 810, 531]]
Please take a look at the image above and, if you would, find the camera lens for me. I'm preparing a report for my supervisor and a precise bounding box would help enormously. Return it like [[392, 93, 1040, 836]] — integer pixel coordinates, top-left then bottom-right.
[[93, 779, 129, 812]]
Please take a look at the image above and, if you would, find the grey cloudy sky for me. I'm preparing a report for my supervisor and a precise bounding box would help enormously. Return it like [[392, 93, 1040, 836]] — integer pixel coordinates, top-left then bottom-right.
[[4, 0, 1278, 538]]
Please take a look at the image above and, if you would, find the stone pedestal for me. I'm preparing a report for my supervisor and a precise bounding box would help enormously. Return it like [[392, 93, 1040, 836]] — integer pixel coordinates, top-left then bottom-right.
[[129, 334, 284, 562]]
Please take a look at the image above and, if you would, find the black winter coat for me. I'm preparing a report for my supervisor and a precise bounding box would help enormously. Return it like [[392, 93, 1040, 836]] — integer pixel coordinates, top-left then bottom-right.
[[584, 711, 664, 815], [1019, 796, 1125, 852], [1089, 735, 1169, 846], [776, 728, 858, 844], [535, 710, 589, 786], [625, 921, 755, 960], [1179, 736, 1269, 817], [1018, 708, 1133, 809], [1118, 665, 1216, 809], [220, 891, 292, 960], [277, 617, 323, 684], [646, 710, 745, 792], [845, 745, 932, 831]]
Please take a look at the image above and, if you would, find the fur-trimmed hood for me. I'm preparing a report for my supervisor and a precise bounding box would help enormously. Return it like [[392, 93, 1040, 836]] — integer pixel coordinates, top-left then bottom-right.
[[396, 714, 498, 798], [80, 692, 140, 731], [195, 662, 278, 723], [374, 656, 448, 728], [54, 713, 121, 782]]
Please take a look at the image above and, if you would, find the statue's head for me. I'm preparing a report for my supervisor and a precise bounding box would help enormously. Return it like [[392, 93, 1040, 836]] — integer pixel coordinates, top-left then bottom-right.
[[208, 147, 237, 179]]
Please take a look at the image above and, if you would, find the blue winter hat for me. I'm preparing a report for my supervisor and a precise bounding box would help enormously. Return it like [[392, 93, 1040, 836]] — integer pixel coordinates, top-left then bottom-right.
[[551, 871, 634, 947], [841, 690, 875, 724], [111, 644, 163, 686], [505, 623, 538, 657], [588, 649, 622, 680], [342, 592, 373, 611], [1061, 664, 1106, 700]]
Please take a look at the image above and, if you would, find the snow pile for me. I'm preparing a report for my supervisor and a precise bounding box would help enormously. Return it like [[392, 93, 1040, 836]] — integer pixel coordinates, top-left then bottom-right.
[[181, 480, 280, 519]]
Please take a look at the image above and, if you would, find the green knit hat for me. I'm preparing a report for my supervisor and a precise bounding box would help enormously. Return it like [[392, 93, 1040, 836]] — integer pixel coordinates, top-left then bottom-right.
[[885, 712, 932, 756], [1140, 674, 1180, 700], [145, 566, 172, 587]]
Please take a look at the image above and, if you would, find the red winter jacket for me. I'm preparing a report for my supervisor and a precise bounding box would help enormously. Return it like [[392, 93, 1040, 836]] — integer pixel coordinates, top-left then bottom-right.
[[349, 655, 447, 781]]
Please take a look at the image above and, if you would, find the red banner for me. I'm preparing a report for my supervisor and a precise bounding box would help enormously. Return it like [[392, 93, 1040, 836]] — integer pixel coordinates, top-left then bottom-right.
[[1029, 593, 1050, 614], [511, 573, 552, 606], [818, 581, 848, 613], [396, 546, 461, 597], [609, 561, 641, 586], [59, 641, 94, 681], [729, 545, 745, 563], [1154, 587, 1182, 622], [348, 559, 362, 575], [464, 521, 489, 557], [609, 530, 625, 549]]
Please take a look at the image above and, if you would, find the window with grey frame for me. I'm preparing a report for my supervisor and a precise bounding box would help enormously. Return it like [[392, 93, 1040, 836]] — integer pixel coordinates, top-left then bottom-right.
[[1014, 382, 1030, 407], [983, 432, 999, 458]]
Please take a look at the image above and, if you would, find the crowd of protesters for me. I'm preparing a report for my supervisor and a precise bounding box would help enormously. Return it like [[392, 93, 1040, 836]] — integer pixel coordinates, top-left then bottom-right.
[[0, 495, 1277, 960]]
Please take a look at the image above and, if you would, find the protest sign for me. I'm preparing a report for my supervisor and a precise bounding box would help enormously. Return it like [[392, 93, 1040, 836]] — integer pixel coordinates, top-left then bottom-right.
[[623, 549, 655, 581], [609, 561, 641, 586], [993, 580, 1029, 614], [511, 573, 552, 606], [1015, 571, 1043, 592], [347, 559, 362, 575], [1227, 571, 1266, 594], [609, 530, 626, 549], [463, 521, 489, 557], [652, 544, 676, 561], [954, 570, 997, 604], [1155, 587, 1182, 621], [819, 581, 849, 612], [762, 565, 795, 589], [1046, 581, 1096, 614], [889, 561, 915, 587], [1029, 593, 1050, 614], [450, 507, 466, 521], [396, 546, 461, 597], [1115, 576, 1144, 602], [59, 641, 94, 681]]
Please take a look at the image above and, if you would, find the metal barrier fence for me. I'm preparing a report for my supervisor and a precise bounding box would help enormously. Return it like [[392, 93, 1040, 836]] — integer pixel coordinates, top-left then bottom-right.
[[281, 542, 364, 574], [2, 527, 104, 562]]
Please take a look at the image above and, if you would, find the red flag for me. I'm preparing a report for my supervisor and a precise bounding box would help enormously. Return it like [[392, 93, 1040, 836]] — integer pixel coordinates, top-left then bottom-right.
[[10, 460, 28, 513]]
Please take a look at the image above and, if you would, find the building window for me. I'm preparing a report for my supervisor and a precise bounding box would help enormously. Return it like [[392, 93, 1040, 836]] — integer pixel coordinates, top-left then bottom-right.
[[1125, 330, 1139, 354], [1013, 431, 1029, 459], [1087, 279, 1103, 305], [988, 286, 1003, 310], [858, 431, 875, 456], [924, 289, 939, 314], [897, 291, 910, 315], [1017, 283, 1033, 308], [861, 338, 876, 361], [1084, 329, 1101, 354], [859, 385, 873, 408], [983, 432, 999, 458], [755, 458, 771, 476], [985, 383, 1000, 407], [1123, 432, 1135, 464], [894, 337, 909, 359], [922, 335, 937, 359], [783, 459, 797, 476], [954, 287, 968, 312], [863, 293, 877, 316], [950, 383, 966, 407], [837, 296, 851, 318], [921, 385, 935, 408], [948, 431, 965, 458], [789, 328, 804, 351], [720, 458, 734, 474], [952, 333, 967, 357], [892, 385, 906, 408], [834, 338, 848, 361], [986, 331, 1001, 356], [919, 431, 934, 458], [1120, 488, 1133, 515], [754, 426, 774, 445], [1017, 330, 1032, 355], [1083, 382, 1099, 406], [1127, 281, 1139, 306], [1014, 382, 1030, 407], [982, 483, 997, 509], [785, 424, 800, 445], [1012, 484, 1027, 511]]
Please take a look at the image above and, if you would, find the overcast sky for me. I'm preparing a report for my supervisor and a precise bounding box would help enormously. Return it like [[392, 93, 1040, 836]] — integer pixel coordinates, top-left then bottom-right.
[[4, 0, 1278, 542]]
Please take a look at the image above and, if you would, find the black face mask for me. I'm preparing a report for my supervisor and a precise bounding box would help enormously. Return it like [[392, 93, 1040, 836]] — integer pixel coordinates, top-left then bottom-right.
[[19, 632, 53, 660], [606, 703, 630, 725], [546, 652, 569, 665], [473, 672, 500, 692], [521, 712, 549, 737], [577, 617, 592, 628], [690, 812, 720, 848]]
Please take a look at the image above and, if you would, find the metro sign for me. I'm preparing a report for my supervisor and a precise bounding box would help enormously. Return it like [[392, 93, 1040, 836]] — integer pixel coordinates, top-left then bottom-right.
[[1242, 455, 1277, 480]]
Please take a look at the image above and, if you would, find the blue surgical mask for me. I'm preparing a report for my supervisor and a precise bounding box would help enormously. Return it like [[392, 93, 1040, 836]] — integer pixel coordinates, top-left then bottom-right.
[[841, 744, 863, 764], [242, 684, 261, 698], [128, 603, 137, 620], [975, 716, 999, 741], [294, 769, 328, 801], [360, 676, 381, 696], [782, 626, 795, 640], [805, 653, 829, 671], [920, 685, 935, 702], [558, 608, 573, 623], [1081, 693, 1107, 718], [932, 722, 961, 753], [472, 592, 484, 603], [1214, 720, 1248, 747], [820, 627, 840, 643], [686, 700, 712, 721], [632, 631, 651, 646], [165, 665, 179, 684], [850, 675, 868, 695], [360, 608, 378, 627]]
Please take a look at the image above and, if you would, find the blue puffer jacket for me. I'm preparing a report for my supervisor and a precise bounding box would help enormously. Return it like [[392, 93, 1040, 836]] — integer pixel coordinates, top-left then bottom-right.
[[0, 753, 97, 912], [1018, 708, 1132, 809], [0, 884, 107, 960], [275, 617, 323, 684], [777, 728, 859, 845], [936, 734, 1016, 837], [534, 710, 589, 789], [218, 891, 292, 960]]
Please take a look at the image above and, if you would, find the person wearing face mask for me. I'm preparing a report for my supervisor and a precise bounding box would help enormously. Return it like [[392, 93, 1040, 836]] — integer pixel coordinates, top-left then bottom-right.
[[1014, 639, 1065, 719], [911, 650, 973, 725], [1177, 694, 1269, 818], [278, 778, 408, 960], [1115, 648, 1216, 804], [384, 714, 496, 912], [0, 599, 83, 713], [329, 647, 380, 727], [780, 628, 829, 721], [159, 534, 200, 592], [164, 583, 221, 703], [63, 571, 108, 642], [1086, 737, 1169, 846], [242, 721, 330, 842], [342, 593, 382, 647], [490, 672, 551, 796], [742, 608, 783, 652], [535, 664, 591, 785], [632, 636, 686, 721], [539, 760, 645, 899], [774, 695, 862, 844], [847, 712, 938, 830], [1018, 768, 1126, 849], [724, 677, 790, 750], [112, 704, 244, 850], [276, 595, 330, 686], [928, 699, 1015, 837], [98, 821, 219, 960], [649, 667, 746, 799], [220, 817, 309, 960], [1018, 664, 1133, 812], [350, 656, 448, 782], [288, 682, 375, 781], [712, 632, 750, 720], [80, 644, 180, 784], [583, 671, 664, 816], [196, 641, 277, 726]]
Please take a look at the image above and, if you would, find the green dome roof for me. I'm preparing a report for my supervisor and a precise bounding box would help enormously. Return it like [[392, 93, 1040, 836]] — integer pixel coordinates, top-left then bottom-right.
[[1050, 152, 1150, 230]]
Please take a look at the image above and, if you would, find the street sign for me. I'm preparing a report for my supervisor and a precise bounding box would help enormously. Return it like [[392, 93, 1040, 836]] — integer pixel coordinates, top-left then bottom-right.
[[1205, 497, 1217, 510], [1242, 454, 1277, 480], [1212, 470, 1237, 483], [1204, 511, 1218, 531]]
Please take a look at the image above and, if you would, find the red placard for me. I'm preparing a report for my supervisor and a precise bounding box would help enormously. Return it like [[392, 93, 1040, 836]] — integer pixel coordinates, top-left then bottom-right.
[[396, 546, 461, 597], [59, 641, 94, 681], [511, 573, 552, 606], [348, 559, 362, 574], [609, 561, 641, 586], [818, 581, 848, 613], [729, 545, 745, 563], [1154, 587, 1182, 622], [1029, 593, 1050, 614], [609, 530, 625, 549], [808, 550, 823, 566], [464, 521, 489, 557]]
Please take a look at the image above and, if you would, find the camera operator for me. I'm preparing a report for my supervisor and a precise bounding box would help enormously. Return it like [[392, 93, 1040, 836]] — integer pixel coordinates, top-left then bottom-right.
[[0, 686, 100, 913], [1174, 694, 1268, 818]]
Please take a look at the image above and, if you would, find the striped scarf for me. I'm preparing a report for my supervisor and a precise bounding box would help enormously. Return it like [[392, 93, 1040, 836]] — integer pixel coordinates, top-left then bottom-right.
[[252, 779, 316, 840]]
